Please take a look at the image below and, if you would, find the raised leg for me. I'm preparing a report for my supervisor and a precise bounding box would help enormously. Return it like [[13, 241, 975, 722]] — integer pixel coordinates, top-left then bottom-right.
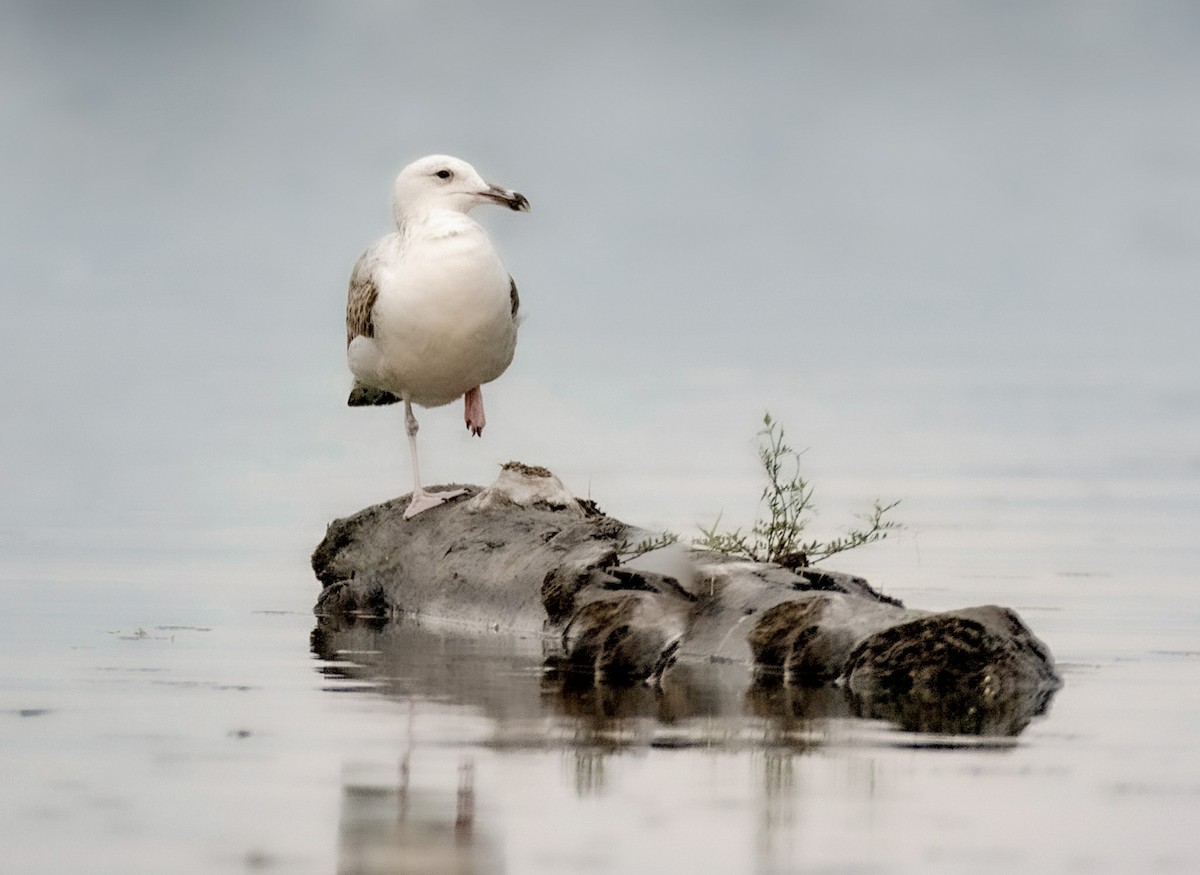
[[464, 386, 485, 437], [402, 400, 466, 519]]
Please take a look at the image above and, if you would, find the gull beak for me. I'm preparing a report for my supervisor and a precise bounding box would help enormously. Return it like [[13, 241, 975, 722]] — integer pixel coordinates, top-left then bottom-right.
[[481, 184, 531, 212]]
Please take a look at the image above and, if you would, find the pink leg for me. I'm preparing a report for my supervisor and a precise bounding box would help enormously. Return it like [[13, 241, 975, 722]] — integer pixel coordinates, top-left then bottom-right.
[[464, 386, 486, 437]]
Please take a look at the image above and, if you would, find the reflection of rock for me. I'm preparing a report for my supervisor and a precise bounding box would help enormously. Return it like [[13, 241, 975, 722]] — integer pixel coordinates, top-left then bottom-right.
[[314, 463, 1061, 735]]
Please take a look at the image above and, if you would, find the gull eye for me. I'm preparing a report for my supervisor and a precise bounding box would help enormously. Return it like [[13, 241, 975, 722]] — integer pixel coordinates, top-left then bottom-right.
[[435, 169, 453, 180]]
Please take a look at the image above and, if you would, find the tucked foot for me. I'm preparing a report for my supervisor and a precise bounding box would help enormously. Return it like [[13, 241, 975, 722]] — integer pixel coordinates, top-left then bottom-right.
[[403, 487, 468, 519], [464, 386, 486, 437]]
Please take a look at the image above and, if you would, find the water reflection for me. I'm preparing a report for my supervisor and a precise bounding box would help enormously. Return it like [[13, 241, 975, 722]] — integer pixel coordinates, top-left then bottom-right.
[[311, 614, 1055, 747], [312, 616, 1060, 871], [336, 754, 503, 875], [848, 679, 1058, 738]]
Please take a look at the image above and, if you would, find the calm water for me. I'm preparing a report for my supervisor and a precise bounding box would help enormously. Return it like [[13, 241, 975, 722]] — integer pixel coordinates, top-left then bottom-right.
[[3, 3, 1200, 873], [4, 368, 1199, 873]]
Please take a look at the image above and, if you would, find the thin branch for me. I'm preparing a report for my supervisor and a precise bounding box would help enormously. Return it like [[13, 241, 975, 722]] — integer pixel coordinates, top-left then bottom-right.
[[694, 414, 902, 566]]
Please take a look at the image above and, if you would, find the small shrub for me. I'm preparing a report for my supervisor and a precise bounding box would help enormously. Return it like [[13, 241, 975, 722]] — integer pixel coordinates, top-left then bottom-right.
[[695, 413, 900, 566]]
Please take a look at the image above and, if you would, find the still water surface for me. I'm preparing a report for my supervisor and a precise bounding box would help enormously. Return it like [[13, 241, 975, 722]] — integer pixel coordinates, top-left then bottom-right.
[[3, 423, 1198, 874]]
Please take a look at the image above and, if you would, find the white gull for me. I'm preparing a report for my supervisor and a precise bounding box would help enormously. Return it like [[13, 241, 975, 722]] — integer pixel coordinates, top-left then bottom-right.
[[344, 154, 530, 518]]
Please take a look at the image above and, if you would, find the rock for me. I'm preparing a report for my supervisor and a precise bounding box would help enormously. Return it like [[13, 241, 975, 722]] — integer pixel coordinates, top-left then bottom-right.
[[313, 462, 1061, 735], [465, 462, 583, 516], [747, 593, 923, 684], [843, 606, 1061, 735]]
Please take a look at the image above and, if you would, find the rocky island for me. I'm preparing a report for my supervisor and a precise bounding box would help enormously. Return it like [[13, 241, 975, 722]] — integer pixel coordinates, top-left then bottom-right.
[[313, 463, 1061, 735]]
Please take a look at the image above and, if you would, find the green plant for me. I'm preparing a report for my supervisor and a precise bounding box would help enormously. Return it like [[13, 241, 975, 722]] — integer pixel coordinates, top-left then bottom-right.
[[616, 530, 680, 559], [695, 413, 900, 566]]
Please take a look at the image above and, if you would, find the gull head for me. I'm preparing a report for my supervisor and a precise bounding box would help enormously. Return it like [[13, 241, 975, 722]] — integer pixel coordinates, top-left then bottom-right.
[[392, 154, 530, 224]]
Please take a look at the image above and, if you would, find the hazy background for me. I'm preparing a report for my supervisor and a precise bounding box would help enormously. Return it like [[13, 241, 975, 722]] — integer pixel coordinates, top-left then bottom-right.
[[4, 3, 1200, 873], [2, 0, 1198, 591]]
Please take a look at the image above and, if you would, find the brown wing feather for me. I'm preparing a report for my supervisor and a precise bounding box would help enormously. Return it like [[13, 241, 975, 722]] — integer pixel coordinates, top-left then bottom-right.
[[344, 248, 399, 406], [345, 250, 378, 347], [509, 275, 520, 319]]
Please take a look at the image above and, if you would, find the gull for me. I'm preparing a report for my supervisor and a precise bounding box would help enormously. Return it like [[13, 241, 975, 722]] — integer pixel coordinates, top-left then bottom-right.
[[345, 155, 530, 518]]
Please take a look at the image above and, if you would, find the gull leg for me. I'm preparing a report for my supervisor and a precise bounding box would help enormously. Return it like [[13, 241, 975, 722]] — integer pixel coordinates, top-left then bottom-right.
[[464, 386, 486, 437], [405, 400, 423, 493], [403, 400, 466, 519]]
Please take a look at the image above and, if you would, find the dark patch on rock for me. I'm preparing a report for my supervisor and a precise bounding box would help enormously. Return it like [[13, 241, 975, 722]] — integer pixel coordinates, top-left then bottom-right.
[[748, 592, 919, 684], [575, 497, 604, 517], [500, 460, 552, 478], [843, 606, 1062, 735], [797, 567, 906, 608], [749, 598, 830, 674], [776, 550, 809, 569]]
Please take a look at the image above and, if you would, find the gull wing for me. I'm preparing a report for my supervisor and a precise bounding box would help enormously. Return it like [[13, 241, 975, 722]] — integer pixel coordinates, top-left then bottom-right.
[[345, 248, 400, 406], [346, 248, 380, 346]]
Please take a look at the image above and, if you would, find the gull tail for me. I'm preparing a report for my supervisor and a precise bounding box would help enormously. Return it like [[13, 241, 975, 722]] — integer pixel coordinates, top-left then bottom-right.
[[347, 382, 401, 407]]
